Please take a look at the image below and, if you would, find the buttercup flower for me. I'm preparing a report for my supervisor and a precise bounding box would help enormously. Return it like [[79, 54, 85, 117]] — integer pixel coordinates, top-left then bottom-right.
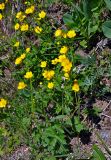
[[42, 70, 55, 80], [51, 58, 58, 65], [24, 71, 33, 79], [20, 53, 26, 60], [0, 98, 7, 108], [14, 41, 20, 47], [61, 59, 72, 73], [0, 3, 5, 10], [26, 47, 30, 53], [40, 61, 47, 68], [21, 24, 29, 31], [38, 10, 46, 19], [34, 26, 42, 34], [25, 5, 35, 14], [48, 82, 54, 89], [14, 23, 20, 30], [16, 11, 22, 19], [18, 82, 27, 90], [58, 55, 67, 63], [60, 46, 68, 54], [72, 79, 80, 92], [55, 29, 62, 37], [15, 57, 22, 65], [0, 13, 3, 20], [16, 12, 26, 21], [67, 30, 76, 38]]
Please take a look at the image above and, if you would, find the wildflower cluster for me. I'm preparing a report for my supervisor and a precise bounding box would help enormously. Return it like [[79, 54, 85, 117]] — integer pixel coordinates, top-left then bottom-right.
[[13, 4, 80, 93], [14, 6, 46, 33]]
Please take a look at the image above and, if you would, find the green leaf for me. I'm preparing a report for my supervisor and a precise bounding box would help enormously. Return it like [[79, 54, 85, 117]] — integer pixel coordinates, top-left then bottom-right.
[[44, 156, 56, 160], [102, 20, 111, 38], [104, 0, 111, 11], [74, 117, 84, 133], [83, 0, 91, 18], [63, 13, 74, 27], [93, 144, 106, 160], [76, 123, 84, 133]]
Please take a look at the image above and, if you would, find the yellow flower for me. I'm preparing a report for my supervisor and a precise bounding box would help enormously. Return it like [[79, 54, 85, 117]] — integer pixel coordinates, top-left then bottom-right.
[[20, 15, 26, 21], [21, 24, 29, 31], [38, 10, 46, 19], [51, 58, 58, 65], [0, 98, 7, 108], [62, 33, 67, 38], [58, 55, 67, 63], [67, 30, 76, 38], [0, 3, 5, 10], [14, 23, 20, 30], [48, 82, 54, 89], [42, 70, 55, 80], [62, 59, 72, 72], [64, 73, 69, 79], [18, 82, 27, 90], [60, 46, 68, 54], [14, 41, 20, 47], [55, 29, 62, 37], [20, 53, 26, 60], [0, 13, 3, 20], [26, 47, 30, 53], [40, 61, 47, 68], [25, 5, 35, 14], [15, 57, 22, 65], [72, 79, 80, 92], [16, 11, 22, 18], [34, 26, 42, 34], [24, 71, 33, 79], [16, 12, 26, 21]]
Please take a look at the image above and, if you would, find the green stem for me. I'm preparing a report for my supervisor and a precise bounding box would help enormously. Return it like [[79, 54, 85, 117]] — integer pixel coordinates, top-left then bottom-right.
[[30, 79, 34, 113], [75, 92, 80, 120]]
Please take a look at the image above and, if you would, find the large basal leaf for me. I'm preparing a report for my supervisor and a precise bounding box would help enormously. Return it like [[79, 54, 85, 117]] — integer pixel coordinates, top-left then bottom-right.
[[104, 0, 111, 11], [63, 13, 74, 27], [102, 20, 111, 38], [93, 144, 106, 160]]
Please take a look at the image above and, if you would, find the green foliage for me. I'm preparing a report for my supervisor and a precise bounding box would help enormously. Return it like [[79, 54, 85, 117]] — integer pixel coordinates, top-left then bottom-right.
[[63, 0, 104, 41], [74, 116, 84, 133], [104, 0, 111, 11], [92, 145, 106, 160], [0, 0, 111, 159], [102, 20, 111, 38]]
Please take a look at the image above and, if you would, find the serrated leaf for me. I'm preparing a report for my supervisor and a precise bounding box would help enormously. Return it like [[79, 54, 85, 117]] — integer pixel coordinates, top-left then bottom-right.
[[76, 123, 84, 133]]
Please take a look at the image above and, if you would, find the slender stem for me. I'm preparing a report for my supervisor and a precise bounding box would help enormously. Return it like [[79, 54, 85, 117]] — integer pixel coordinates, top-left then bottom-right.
[[62, 90, 64, 115], [30, 79, 34, 113], [75, 92, 78, 105], [75, 92, 80, 120]]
